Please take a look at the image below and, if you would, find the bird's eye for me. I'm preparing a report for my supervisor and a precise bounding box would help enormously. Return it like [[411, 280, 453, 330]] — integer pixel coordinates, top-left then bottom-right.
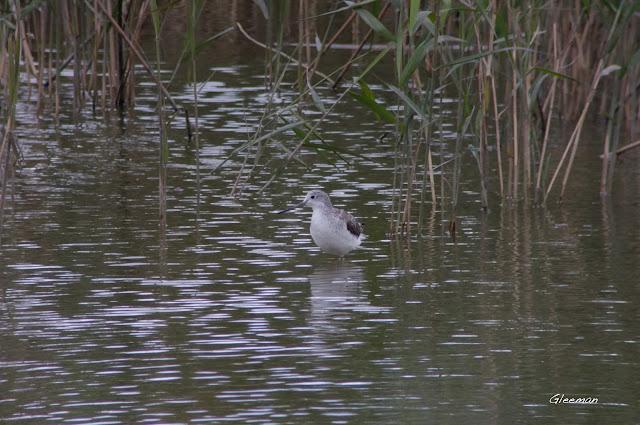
[[310, 195, 315, 199]]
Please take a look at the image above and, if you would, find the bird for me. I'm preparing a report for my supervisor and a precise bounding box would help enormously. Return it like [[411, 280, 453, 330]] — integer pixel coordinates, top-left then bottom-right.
[[277, 190, 365, 257]]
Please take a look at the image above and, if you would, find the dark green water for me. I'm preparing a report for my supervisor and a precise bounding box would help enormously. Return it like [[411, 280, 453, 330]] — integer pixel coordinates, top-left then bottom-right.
[[1, 11, 640, 425]]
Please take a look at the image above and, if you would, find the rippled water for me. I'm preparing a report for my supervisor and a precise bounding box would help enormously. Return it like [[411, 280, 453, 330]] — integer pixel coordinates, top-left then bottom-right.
[[2, 23, 640, 425]]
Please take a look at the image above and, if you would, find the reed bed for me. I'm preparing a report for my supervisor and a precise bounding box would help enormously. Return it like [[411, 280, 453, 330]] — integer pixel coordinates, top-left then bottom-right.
[[0, 0, 639, 239], [238, 0, 640, 236]]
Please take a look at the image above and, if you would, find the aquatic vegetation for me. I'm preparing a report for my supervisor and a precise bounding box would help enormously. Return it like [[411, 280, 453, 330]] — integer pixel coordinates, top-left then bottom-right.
[[0, 0, 638, 239], [238, 0, 640, 235]]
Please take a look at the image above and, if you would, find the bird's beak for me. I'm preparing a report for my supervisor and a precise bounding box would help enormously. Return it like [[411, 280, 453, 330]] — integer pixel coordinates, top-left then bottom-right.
[[276, 200, 306, 214]]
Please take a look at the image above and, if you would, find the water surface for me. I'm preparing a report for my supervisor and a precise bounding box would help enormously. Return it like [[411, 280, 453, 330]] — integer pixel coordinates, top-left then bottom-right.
[[1, 12, 640, 425]]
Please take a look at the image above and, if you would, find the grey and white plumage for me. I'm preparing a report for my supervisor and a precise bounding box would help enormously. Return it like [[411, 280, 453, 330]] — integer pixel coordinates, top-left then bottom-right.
[[277, 190, 365, 257]]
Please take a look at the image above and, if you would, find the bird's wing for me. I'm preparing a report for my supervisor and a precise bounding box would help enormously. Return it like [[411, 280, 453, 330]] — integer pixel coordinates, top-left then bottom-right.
[[337, 209, 363, 237]]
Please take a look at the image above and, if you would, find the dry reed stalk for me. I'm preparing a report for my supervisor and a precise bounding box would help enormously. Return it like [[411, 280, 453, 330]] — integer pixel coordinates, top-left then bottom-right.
[[601, 5, 639, 193], [544, 59, 605, 203], [149, 0, 167, 226], [0, 61, 6, 100], [483, 6, 504, 201], [124, 0, 152, 106], [47, 29, 53, 98], [19, 20, 40, 97], [427, 144, 435, 205], [89, 0, 100, 104], [95, 0, 180, 111], [534, 23, 562, 204], [106, 0, 119, 105], [511, 49, 519, 203], [623, 77, 638, 136], [0, 132, 12, 245], [35, 7, 48, 114], [566, 10, 596, 119], [45, 30, 96, 88], [600, 74, 624, 194], [331, 2, 391, 89], [522, 28, 541, 201], [395, 138, 408, 236], [236, 23, 333, 84], [432, 103, 441, 216], [307, 11, 357, 72], [0, 118, 14, 173], [297, 0, 304, 91], [490, 71, 504, 200], [63, 0, 83, 108], [423, 0, 442, 221], [54, 17, 60, 121], [401, 131, 424, 234], [0, 25, 17, 241], [600, 124, 613, 194], [603, 140, 640, 157], [389, 154, 399, 236], [564, 59, 627, 198], [286, 79, 356, 160], [474, 15, 489, 211], [187, 0, 201, 205], [449, 91, 466, 240], [100, 23, 107, 111], [304, 1, 312, 74]]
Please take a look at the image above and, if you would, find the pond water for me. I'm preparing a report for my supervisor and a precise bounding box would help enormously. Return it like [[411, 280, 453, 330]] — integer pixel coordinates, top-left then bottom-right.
[[1, 9, 640, 425]]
